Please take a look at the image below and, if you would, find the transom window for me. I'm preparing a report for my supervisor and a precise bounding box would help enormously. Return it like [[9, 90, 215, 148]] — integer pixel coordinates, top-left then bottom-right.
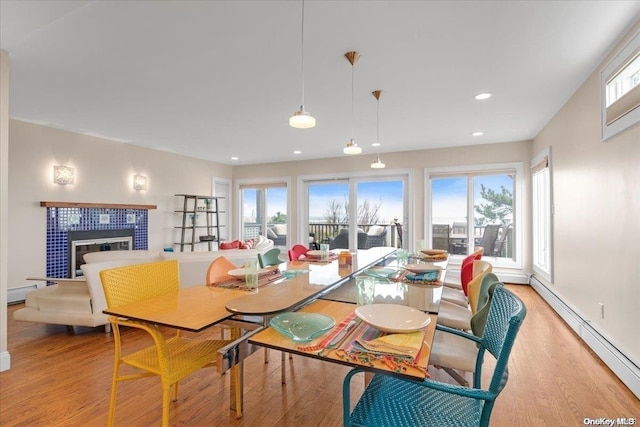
[[601, 30, 640, 140]]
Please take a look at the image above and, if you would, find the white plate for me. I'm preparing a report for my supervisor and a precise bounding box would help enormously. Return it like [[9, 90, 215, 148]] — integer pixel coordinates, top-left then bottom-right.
[[228, 268, 272, 279], [420, 249, 448, 256], [404, 264, 441, 274], [355, 304, 431, 333]]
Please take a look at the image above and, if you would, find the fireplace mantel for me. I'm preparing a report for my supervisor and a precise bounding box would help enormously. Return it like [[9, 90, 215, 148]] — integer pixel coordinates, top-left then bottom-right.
[[40, 201, 157, 210]]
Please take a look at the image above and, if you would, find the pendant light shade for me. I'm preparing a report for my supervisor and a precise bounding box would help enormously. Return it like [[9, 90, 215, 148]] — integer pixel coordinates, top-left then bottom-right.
[[370, 90, 386, 169], [344, 138, 362, 155], [343, 51, 361, 155], [371, 155, 386, 169], [290, 108, 316, 128], [290, 0, 315, 128]]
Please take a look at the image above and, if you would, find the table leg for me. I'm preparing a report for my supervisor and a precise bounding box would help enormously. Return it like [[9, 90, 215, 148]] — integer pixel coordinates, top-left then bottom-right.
[[230, 362, 243, 417]]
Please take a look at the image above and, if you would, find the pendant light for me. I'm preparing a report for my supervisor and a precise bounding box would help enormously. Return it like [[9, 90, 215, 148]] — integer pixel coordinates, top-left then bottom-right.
[[289, 0, 315, 128], [343, 51, 362, 154], [370, 90, 386, 169]]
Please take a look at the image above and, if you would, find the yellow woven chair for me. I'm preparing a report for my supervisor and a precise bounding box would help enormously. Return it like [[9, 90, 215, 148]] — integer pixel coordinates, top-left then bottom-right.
[[100, 260, 241, 427]]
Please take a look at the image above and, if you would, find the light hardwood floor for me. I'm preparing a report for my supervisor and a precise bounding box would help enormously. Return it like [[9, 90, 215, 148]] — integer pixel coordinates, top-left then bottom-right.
[[1, 285, 638, 426]]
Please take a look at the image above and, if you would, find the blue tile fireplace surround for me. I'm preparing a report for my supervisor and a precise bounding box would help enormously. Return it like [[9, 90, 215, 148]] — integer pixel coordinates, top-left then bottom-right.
[[42, 202, 157, 278]]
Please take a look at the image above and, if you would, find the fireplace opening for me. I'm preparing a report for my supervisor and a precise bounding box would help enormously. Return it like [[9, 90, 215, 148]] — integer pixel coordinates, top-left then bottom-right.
[[68, 229, 135, 278]]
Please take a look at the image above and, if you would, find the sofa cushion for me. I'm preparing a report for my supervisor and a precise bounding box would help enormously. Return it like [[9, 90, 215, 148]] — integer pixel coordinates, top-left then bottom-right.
[[83, 250, 161, 264], [253, 235, 272, 250]]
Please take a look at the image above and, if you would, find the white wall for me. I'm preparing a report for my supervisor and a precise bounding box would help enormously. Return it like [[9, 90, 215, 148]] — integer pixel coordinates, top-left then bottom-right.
[[532, 21, 640, 366], [7, 119, 232, 290]]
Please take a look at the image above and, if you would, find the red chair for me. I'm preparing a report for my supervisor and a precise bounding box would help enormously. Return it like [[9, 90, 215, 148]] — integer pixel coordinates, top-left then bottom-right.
[[443, 247, 484, 294], [288, 244, 309, 261], [461, 247, 484, 295]]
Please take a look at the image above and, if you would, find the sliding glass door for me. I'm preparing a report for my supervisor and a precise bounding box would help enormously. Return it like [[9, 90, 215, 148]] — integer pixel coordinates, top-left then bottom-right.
[[304, 175, 407, 251], [428, 163, 521, 267], [240, 184, 287, 246]]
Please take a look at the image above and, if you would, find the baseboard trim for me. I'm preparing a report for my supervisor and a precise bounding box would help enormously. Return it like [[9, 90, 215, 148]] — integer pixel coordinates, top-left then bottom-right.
[[7, 284, 40, 304], [0, 351, 10, 372], [530, 276, 640, 399]]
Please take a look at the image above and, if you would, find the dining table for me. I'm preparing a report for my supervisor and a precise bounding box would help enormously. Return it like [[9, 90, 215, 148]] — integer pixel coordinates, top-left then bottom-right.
[[102, 246, 447, 416]]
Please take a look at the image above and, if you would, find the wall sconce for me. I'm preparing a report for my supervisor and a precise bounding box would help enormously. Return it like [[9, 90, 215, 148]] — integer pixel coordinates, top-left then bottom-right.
[[53, 165, 75, 185], [133, 174, 147, 191]]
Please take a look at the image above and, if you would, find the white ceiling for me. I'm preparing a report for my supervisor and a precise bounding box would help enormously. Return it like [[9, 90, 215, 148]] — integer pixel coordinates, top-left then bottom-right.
[[2, 1, 639, 165]]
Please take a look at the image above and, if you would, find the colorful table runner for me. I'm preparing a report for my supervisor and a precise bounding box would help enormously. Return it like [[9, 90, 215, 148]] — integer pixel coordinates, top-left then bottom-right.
[[299, 312, 426, 363]]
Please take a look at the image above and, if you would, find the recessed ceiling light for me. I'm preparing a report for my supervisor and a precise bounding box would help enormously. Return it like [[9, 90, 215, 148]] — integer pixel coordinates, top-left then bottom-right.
[[293, 150, 301, 154], [231, 156, 239, 160], [474, 92, 492, 100], [472, 131, 484, 136], [372, 142, 381, 147]]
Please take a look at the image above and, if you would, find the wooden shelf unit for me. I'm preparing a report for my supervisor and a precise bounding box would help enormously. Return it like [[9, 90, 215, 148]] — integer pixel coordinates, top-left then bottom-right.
[[174, 194, 225, 252]]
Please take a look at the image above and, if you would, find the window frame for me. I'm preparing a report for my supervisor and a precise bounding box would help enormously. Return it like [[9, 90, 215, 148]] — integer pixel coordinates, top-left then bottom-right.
[[531, 148, 553, 282], [234, 177, 291, 243], [424, 162, 524, 270], [601, 29, 640, 141], [299, 169, 413, 251]]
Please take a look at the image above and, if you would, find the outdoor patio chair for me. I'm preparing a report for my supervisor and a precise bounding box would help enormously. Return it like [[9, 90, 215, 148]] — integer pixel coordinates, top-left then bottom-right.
[[476, 224, 502, 255], [490, 223, 512, 257], [329, 229, 368, 250]]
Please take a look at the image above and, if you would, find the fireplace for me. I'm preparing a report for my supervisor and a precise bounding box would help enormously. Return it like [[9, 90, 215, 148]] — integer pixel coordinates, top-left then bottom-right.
[[43, 202, 154, 279], [68, 229, 135, 278]]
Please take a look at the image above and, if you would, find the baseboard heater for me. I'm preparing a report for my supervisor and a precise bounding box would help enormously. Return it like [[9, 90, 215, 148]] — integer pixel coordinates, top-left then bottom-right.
[[7, 284, 40, 304], [529, 275, 640, 399]]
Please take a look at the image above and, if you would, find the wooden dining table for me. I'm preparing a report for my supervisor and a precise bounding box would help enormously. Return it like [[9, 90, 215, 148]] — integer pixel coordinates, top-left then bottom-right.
[[102, 246, 446, 415]]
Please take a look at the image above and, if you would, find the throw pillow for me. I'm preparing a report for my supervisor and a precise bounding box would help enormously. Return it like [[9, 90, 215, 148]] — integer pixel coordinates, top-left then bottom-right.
[[240, 239, 255, 249], [220, 240, 241, 250]]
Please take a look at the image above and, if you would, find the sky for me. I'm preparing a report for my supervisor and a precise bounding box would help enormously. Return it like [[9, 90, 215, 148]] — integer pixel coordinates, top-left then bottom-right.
[[243, 173, 513, 225]]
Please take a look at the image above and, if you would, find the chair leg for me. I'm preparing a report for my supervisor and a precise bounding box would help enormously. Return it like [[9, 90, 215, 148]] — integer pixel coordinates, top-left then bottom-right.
[[281, 352, 286, 384], [436, 365, 470, 387], [171, 382, 179, 402], [264, 348, 269, 363], [162, 384, 171, 427], [107, 376, 118, 427]]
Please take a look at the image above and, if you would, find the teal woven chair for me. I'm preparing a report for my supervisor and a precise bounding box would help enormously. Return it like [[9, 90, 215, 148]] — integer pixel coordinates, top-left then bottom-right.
[[258, 248, 281, 268], [343, 286, 526, 427]]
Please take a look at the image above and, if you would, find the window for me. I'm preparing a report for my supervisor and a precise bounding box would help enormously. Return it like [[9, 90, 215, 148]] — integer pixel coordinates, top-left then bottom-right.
[[301, 171, 410, 251], [238, 181, 288, 246], [531, 148, 553, 282], [601, 30, 640, 140], [426, 162, 522, 269]]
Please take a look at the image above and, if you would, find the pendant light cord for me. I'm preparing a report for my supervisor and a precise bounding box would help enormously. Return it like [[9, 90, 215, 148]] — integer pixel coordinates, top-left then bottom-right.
[[351, 60, 355, 139], [300, 0, 306, 108], [376, 96, 380, 145]]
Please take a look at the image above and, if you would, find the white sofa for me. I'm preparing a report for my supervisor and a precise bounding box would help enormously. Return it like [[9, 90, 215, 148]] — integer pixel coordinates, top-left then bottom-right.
[[12, 236, 274, 332]]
